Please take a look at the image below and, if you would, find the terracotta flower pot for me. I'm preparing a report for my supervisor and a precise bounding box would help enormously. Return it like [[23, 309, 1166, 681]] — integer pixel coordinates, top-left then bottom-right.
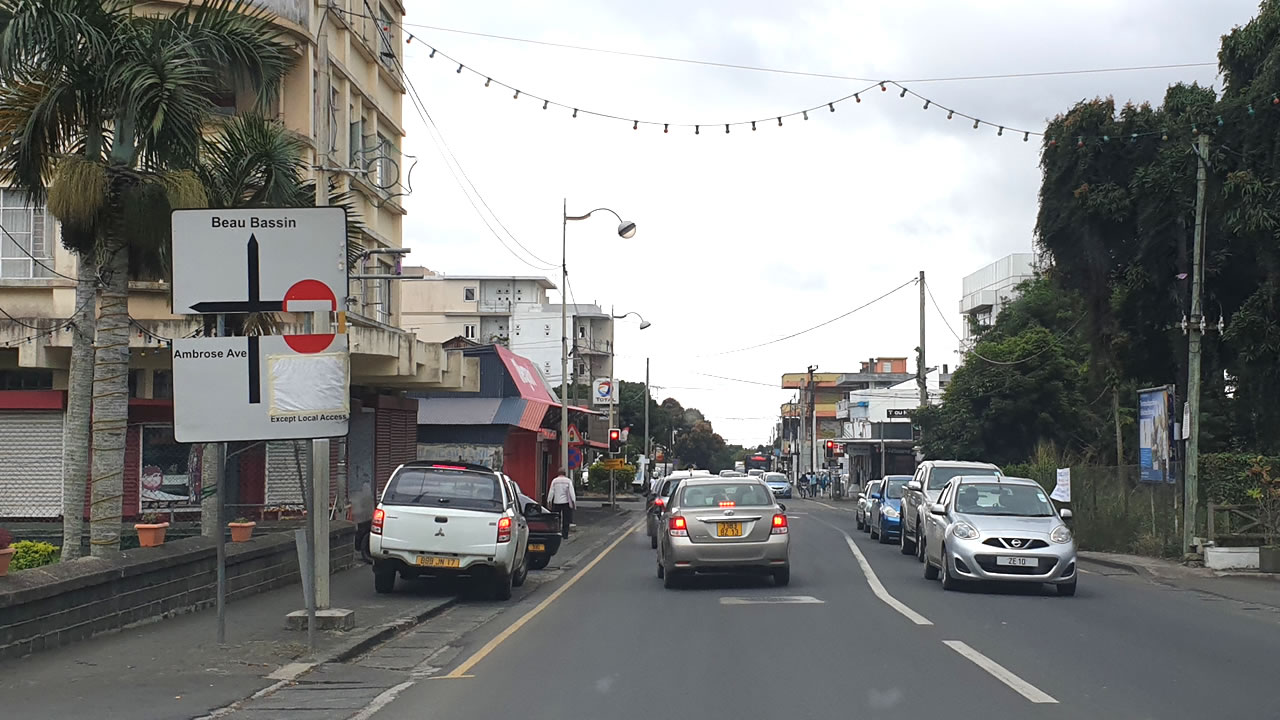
[[134, 522, 170, 548], [228, 521, 257, 543], [0, 547, 13, 576]]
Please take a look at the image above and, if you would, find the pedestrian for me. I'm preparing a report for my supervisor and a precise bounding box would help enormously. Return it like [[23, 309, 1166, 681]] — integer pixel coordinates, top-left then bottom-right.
[[820, 472, 830, 498], [351, 480, 375, 564], [546, 467, 576, 539]]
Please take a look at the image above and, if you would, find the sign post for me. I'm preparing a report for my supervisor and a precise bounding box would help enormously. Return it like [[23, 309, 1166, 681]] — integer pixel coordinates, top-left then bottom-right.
[[170, 208, 350, 645]]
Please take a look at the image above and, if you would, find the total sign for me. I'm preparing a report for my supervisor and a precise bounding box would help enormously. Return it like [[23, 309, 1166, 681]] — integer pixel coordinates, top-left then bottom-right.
[[592, 378, 617, 405]]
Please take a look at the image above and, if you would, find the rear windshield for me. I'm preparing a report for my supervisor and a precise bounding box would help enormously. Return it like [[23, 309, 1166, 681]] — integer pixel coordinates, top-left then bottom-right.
[[679, 482, 773, 508], [382, 467, 504, 512], [764, 473, 787, 484], [884, 477, 909, 499], [929, 466, 999, 490]]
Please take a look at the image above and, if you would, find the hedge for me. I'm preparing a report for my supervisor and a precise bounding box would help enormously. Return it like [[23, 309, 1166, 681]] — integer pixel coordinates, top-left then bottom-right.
[[11, 540, 60, 571], [587, 463, 636, 492], [1201, 453, 1280, 505]]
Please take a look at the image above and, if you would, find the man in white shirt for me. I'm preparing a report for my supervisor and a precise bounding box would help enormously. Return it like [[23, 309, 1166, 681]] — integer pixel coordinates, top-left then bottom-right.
[[545, 467, 576, 539]]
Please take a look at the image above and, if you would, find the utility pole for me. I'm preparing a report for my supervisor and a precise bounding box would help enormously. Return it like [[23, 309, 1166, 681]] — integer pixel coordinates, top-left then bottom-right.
[[1184, 133, 1210, 557], [918, 270, 927, 408], [807, 365, 818, 475], [644, 357, 650, 486]]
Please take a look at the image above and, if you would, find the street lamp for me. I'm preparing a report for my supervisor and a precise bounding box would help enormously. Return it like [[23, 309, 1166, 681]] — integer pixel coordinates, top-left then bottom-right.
[[609, 309, 651, 498], [561, 202, 637, 493]]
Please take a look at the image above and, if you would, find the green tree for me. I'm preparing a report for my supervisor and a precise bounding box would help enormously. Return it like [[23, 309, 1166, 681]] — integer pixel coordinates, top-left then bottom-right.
[[674, 420, 729, 470], [0, 0, 291, 555]]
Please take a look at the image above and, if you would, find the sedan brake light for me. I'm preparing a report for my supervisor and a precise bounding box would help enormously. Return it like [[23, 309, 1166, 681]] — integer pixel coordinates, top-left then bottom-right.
[[372, 507, 385, 535], [719, 501, 736, 508], [771, 514, 788, 535], [497, 516, 513, 543], [654, 497, 665, 508], [669, 516, 688, 537]]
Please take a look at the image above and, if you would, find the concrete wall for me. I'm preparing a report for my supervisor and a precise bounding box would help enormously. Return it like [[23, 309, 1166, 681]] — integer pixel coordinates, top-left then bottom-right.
[[0, 524, 355, 660]]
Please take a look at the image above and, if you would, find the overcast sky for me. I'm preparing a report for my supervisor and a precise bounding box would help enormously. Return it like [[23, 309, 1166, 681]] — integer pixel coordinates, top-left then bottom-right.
[[397, 0, 1258, 445]]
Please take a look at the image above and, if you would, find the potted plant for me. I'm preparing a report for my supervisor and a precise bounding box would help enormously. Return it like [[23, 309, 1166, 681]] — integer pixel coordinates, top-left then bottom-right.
[[134, 511, 170, 548], [1247, 459, 1280, 573], [228, 517, 257, 543], [0, 528, 13, 577]]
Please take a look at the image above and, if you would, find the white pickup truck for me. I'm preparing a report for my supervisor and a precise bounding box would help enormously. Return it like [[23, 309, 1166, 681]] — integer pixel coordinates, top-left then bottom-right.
[[370, 461, 530, 600]]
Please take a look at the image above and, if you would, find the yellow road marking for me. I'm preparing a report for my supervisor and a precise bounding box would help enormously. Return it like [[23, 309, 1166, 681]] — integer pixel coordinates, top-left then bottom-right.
[[444, 518, 643, 678]]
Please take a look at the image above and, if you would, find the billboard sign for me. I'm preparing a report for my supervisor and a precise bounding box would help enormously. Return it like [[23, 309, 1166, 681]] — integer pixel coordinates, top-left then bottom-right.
[[592, 378, 617, 405], [1138, 385, 1175, 484]]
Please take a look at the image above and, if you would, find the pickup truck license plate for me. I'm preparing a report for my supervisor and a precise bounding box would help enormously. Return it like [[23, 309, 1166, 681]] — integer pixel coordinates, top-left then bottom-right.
[[996, 556, 1033, 567], [717, 522, 743, 538], [416, 556, 460, 568], [528, 543, 546, 552]]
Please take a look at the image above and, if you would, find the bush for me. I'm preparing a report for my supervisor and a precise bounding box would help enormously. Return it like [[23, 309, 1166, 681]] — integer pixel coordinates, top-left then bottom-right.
[[586, 463, 636, 493], [1202, 453, 1280, 505], [11, 540, 60, 571]]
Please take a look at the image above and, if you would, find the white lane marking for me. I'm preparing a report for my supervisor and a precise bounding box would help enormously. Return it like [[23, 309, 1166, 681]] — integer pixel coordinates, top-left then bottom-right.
[[720, 595, 825, 605], [841, 532, 933, 625], [942, 640, 1059, 704], [346, 681, 416, 720]]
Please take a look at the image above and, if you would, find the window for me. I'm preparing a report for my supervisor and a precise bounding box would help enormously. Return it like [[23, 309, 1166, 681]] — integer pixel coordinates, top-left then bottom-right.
[[954, 483, 1054, 517], [882, 361, 892, 373], [153, 370, 173, 400], [0, 369, 52, 390], [463, 287, 477, 302], [678, 482, 772, 508], [140, 425, 196, 507], [1, 189, 52, 279], [884, 477, 909, 499], [382, 466, 502, 512], [348, 105, 361, 166], [578, 326, 586, 339], [376, 276, 391, 324], [463, 324, 477, 340], [927, 466, 1000, 491], [377, 3, 397, 66], [375, 132, 391, 188]]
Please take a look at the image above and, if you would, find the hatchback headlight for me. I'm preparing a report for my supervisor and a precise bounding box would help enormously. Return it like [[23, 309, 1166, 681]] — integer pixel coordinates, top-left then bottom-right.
[[1050, 525, 1073, 544], [882, 507, 899, 519], [951, 522, 979, 540]]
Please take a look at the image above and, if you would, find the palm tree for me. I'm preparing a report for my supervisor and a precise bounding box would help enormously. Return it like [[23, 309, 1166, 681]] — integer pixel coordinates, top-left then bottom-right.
[[0, 0, 292, 556]]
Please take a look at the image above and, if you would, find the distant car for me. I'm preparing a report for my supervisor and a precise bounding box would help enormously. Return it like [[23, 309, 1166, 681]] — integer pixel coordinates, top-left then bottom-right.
[[868, 475, 911, 543], [719, 469, 738, 477], [518, 493, 562, 569], [763, 472, 791, 499], [657, 477, 790, 588], [921, 475, 1077, 595], [855, 480, 882, 532], [900, 461, 1002, 562], [747, 469, 766, 479], [371, 462, 529, 599], [646, 471, 715, 549]]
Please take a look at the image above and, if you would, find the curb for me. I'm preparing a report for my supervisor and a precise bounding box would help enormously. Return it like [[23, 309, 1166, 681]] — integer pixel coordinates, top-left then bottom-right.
[[1077, 552, 1146, 576], [320, 595, 460, 665]]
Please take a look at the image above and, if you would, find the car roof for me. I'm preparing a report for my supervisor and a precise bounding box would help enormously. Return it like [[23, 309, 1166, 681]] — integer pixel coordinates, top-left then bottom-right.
[[924, 460, 1001, 469], [955, 475, 1039, 486], [881, 475, 912, 481], [400, 460, 495, 474], [680, 476, 767, 488]]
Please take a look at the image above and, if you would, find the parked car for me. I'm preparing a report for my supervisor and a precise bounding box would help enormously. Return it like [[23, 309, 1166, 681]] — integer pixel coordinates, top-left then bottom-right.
[[855, 480, 883, 532], [921, 475, 1077, 595], [656, 477, 790, 588], [370, 462, 529, 599], [900, 460, 1001, 561], [518, 493, 562, 570], [763, 471, 792, 499], [868, 475, 911, 543], [646, 471, 715, 549]]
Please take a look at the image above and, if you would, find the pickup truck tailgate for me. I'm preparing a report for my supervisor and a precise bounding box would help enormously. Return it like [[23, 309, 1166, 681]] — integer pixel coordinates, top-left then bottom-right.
[[379, 504, 500, 557]]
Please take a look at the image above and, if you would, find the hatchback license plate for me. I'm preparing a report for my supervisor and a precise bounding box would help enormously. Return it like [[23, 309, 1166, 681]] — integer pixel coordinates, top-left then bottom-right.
[[717, 522, 743, 537], [416, 556, 460, 568], [996, 556, 1033, 567], [528, 543, 546, 552]]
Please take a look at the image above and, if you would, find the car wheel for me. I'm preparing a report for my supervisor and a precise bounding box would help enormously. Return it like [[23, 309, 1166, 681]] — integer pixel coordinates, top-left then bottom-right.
[[773, 567, 791, 587], [656, 559, 665, 578], [940, 549, 961, 591], [915, 521, 927, 562], [373, 567, 396, 594], [650, 535, 658, 549], [529, 555, 550, 570], [1057, 578, 1077, 596], [663, 568, 681, 589], [491, 568, 514, 601], [900, 521, 915, 555], [923, 551, 940, 580], [870, 522, 879, 540], [856, 514, 864, 531], [878, 522, 893, 545], [512, 553, 529, 588]]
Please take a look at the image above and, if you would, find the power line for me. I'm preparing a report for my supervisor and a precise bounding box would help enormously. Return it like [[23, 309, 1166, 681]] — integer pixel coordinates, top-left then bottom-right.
[[693, 372, 786, 388], [703, 277, 918, 356], [0, 221, 81, 282], [924, 278, 1083, 366]]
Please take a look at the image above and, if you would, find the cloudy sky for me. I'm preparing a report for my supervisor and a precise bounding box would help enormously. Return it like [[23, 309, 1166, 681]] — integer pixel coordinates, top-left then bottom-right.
[[396, 0, 1258, 445]]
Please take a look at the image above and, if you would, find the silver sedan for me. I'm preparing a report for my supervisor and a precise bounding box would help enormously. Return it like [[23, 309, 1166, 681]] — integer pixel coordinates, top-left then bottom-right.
[[657, 477, 790, 588], [921, 476, 1077, 595]]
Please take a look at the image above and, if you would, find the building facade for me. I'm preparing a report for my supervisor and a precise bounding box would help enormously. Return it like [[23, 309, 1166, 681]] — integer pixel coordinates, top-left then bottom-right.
[[0, 0, 485, 521], [959, 252, 1037, 346]]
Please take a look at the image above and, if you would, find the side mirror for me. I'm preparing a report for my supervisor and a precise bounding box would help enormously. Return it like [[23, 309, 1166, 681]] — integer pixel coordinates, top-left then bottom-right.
[[907, 480, 922, 492], [778, 503, 787, 512], [856, 492, 865, 500], [929, 503, 946, 515], [523, 503, 540, 516], [1059, 508, 1073, 519], [870, 492, 881, 500]]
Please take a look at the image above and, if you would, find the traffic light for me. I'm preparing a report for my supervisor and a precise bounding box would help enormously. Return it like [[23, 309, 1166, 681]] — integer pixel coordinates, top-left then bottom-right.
[[609, 427, 622, 454], [825, 440, 835, 458]]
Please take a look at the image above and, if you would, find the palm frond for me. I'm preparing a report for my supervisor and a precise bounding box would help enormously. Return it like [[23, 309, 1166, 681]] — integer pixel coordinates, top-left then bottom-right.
[[0, 0, 119, 77], [200, 113, 307, 207], [167, 0, 294, 111]]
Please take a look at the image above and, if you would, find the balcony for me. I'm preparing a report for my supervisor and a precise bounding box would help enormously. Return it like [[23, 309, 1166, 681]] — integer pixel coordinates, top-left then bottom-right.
[[574, 338, 612, 355]]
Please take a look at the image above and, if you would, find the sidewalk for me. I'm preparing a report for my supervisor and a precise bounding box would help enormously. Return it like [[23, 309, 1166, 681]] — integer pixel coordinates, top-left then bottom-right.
[[1079, 550, 1280, 610], [0, 506, 631, 720]]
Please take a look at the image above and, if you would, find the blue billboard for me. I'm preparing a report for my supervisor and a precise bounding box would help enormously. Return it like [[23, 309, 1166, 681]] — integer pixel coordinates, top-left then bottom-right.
[[1138, 386, 1174, 484]]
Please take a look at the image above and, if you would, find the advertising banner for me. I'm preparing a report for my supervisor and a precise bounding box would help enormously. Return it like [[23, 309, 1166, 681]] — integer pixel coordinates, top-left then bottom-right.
[[1138, 386, 1174, 484]]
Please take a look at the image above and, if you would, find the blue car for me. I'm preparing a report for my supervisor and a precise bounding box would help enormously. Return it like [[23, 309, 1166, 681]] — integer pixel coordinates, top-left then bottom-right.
[[868, 475, 911, 544], [763, 472, 792, 499]]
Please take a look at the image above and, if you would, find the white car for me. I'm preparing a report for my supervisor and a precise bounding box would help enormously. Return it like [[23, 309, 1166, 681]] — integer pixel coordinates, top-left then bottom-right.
[[371, 461, 530, 600]]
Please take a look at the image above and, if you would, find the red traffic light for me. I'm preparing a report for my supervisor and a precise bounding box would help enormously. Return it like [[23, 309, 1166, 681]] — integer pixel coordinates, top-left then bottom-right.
[[826, 441, 835, 449], [609, 429, 621, 441]]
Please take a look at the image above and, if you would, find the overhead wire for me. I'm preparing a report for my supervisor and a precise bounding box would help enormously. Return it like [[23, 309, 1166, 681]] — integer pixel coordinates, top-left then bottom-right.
[[0, 221, 82, 282], [924, 278, 1083, 366]]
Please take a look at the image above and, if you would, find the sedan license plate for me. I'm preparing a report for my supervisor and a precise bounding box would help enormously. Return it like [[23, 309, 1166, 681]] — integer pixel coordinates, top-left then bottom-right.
[[717, 522, 743, 538], [528, 543, 546, 552], [995, 556, 1034, 567], [416, 556, 460, 568]]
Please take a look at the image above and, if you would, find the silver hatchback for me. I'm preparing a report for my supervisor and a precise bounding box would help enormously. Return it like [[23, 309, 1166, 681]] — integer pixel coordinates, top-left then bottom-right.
[[657, 477, 790, 588], [921, 476, 1077, 595]]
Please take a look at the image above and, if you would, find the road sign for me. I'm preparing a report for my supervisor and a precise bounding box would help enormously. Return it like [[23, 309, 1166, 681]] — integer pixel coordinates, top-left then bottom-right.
[[173, 335, 350, 442], [566, 424, 583, 445], [592, 378, 616, 405], [598, 458, 627, 470], [170, 208, 347, 316], [567, 447, 583, 470]]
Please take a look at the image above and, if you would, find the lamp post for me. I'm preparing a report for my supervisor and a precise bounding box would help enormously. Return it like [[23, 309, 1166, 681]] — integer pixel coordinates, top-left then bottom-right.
[[561, 202, 636, 493], [610, 308, 650, 503]]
